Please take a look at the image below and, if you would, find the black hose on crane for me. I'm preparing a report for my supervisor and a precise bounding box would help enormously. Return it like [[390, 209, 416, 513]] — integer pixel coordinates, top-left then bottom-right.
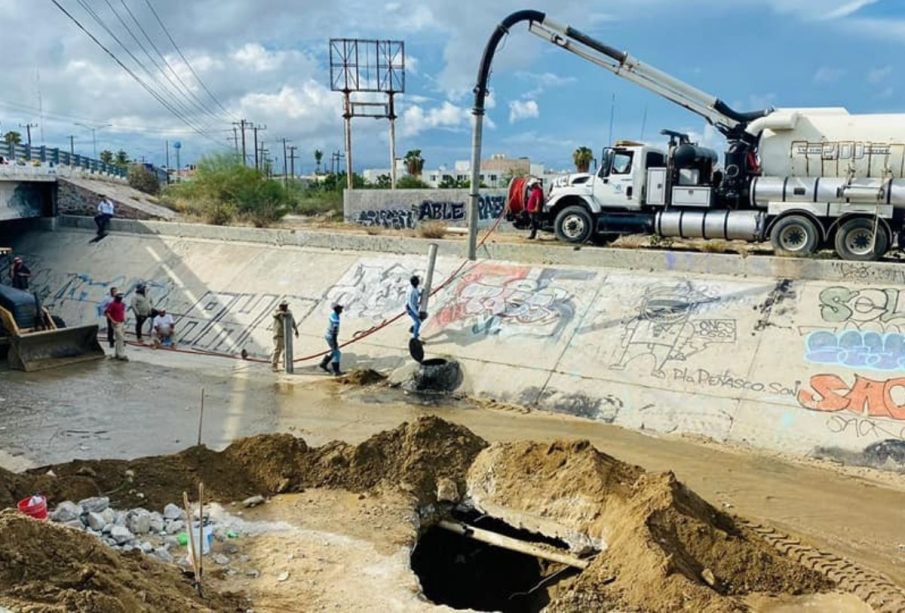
[[466, 10, 545, 260]]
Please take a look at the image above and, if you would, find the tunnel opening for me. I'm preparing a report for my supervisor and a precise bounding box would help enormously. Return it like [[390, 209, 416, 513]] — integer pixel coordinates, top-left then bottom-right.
[[411, 525, 553, 612]]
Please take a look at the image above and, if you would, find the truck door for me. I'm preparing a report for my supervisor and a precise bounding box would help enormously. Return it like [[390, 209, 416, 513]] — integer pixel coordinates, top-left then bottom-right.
[[592, 149, 640, 211]]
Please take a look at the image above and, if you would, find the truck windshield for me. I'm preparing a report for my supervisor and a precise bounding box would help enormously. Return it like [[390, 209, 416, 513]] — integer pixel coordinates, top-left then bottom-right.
[[612, 151, 633, 175]]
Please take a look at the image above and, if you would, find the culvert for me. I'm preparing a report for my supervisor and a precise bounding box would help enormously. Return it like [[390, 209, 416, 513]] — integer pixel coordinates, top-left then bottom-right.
[[411, 512, 589, 612]]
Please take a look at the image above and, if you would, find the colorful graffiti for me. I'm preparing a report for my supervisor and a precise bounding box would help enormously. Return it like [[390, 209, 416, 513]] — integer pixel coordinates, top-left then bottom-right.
[[805, 330, 905, 371], [324, 260, 424, 321], [798, 374, 905, 421], [610, 282, 738, 378], [818, 286, 905, 329], [428, 263, 592, 344]]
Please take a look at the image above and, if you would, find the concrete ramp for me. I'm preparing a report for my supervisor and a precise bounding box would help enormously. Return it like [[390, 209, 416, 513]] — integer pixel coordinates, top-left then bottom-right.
[[7, 226, 905, 470], [58, 176, 177, 221]]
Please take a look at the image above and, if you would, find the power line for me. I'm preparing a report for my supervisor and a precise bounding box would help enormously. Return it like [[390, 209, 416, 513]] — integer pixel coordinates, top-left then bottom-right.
[[72, 0, 215, 133], [115, 0, 227, 124], [49, 0, 223, 146], [142, 0, 235, 120]]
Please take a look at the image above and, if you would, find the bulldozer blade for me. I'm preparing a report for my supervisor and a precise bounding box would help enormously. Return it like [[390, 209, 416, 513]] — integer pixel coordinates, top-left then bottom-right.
[[8, 324, 105, 372]]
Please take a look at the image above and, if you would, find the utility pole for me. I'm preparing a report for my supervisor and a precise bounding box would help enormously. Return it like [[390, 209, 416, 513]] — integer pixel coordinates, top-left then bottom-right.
[[258, 140, 265, 173], [75, 122, 111, 158], [165, 140, 170, 184], [233, 119, 248, 165], [232, 126, 239, 156], [288, 145, 298, 180], [19, 123, 38, 147], [282, 138, 289, 188], [68, 135, 75, 157], [253, 124, 266, 170]]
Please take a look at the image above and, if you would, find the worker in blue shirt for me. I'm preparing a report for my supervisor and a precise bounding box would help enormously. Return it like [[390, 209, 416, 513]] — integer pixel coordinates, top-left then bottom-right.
[[406, 275, 426, 341], [319, 304, 343, 375]]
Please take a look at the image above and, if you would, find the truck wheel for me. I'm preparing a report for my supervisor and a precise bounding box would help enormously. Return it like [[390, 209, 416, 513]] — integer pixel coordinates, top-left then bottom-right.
[[834, 217, 888, 261], [770, 215, 820, 257], [554, 205, 594, 244]]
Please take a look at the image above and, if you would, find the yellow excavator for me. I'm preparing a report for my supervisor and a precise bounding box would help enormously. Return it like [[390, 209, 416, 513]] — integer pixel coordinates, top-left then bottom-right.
[[0, 284, 105, 371]]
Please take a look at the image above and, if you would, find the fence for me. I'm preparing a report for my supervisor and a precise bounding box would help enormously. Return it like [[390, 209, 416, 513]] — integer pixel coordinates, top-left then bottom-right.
[[1, 142, 128, 178]]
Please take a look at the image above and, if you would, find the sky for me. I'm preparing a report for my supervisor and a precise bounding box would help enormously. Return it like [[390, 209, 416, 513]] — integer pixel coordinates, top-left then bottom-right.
[[2, 0, 904, 174]]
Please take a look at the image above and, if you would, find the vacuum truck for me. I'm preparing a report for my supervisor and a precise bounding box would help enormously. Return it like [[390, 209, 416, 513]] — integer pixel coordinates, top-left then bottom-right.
[[499, 12, 905, 261]]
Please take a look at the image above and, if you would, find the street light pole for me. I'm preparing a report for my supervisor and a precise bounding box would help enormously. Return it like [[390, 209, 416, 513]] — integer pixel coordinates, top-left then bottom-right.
[[75, 122, 112, 158]]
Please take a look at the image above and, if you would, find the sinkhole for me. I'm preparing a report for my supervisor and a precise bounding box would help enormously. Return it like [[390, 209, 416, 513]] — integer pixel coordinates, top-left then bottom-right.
[[411, 512, 581, 612]]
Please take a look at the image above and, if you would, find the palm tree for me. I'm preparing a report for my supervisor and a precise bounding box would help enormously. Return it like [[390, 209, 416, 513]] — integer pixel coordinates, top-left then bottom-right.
[[404, 149, 424, 176], [573, 146, 594, 173], [115, 150, 130, 167], [3, 131, 22, 145], [314, 149, 323, 174], [99, 150, 114, 164]]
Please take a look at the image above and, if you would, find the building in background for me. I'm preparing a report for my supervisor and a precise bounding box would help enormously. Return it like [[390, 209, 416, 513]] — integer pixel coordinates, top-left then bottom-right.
[[363, 153, 572, 188]]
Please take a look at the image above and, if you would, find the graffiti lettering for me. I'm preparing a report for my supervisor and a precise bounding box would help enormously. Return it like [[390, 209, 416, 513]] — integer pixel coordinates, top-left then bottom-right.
[[672, 368, 798, 396], [798, 374, 905, 421], [477, 195, 505, 221], [417, 200, 464, 222], [818, 287, 905, 327], [356, 209, 415, 229], [825, 415, 905, 440], [805, 330, 905, 371]]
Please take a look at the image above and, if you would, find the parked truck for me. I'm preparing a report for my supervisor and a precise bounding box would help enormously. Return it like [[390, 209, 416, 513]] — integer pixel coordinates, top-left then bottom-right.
[[501, 13, 905, 261]]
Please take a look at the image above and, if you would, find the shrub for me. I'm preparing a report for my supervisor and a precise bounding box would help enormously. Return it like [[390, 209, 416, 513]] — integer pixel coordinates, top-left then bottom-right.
[[128, 164, 161, 195], [418, 221, 447, 239]]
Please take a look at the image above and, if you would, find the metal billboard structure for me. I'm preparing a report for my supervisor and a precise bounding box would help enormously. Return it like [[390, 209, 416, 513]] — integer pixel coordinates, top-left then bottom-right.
[[329, 39, 405, 189]]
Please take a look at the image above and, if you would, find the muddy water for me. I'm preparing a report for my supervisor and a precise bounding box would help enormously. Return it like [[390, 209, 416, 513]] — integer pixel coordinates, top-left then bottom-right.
[[2, 351, 905, 589]]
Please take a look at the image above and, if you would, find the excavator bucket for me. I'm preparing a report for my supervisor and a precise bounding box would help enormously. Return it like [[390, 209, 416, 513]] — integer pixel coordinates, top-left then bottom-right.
[[7, 324, 105, 372]]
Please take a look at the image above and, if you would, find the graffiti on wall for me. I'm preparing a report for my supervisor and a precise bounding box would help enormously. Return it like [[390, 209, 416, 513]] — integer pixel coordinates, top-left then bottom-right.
[[817, 286, 905, 329], [609, 282, 738, 378], [805, 330, 905, 371], [323, 260, 424, 321], [797, 373, 905, 421], [427, 263, 593, 345], [355, 194, 507, 228], [0, 182, 45, 220]]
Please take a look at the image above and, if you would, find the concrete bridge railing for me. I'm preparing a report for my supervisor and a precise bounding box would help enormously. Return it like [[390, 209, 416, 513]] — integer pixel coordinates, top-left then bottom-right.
[[1, 142, 127, 179]]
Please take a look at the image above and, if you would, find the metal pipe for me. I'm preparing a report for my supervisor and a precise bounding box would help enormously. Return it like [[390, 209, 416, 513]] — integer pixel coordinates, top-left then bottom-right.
[[420, 243, 438, 313], [468, 10, 546, 261], [283, 313, 294, 374]]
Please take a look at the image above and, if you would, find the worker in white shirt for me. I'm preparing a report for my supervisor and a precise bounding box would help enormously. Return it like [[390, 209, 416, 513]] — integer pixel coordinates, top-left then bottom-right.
[[151, 308, 177, 349], [95, 195, 115, 237]]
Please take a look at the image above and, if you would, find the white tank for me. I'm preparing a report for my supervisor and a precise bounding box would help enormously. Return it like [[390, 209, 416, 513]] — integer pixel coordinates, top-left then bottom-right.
[[752, 108, 905, 179]]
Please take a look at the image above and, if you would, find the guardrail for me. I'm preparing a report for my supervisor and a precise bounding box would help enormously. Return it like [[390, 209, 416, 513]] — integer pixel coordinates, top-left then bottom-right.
[[0, 142, 127, 178]]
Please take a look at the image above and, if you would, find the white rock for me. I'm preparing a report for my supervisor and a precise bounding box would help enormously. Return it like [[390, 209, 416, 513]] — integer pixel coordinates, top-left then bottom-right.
[[213, 553, 230, 566], [126, 509, 151, 535], [140, 542, 154, 554], [163, 503, 184, 520], [242, 495, 265, 508], [110, 525, 134, 545], [277, 571, 290, 582], [153, 548, 174, 564], [50, 501, 82, 523], [78, 497, 110, 514], [113, 511, 127, 527], [62, 519, 85, 530], [164, 519, 185, 535], [148, 512, 165, 533], [87, 512, 108, 532]]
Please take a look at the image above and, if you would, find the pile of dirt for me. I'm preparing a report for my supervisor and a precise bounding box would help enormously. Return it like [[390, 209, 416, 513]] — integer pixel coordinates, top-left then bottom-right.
[[1, 416, 486, 511], [467, 440, 832, 612], [0, 510, 247, 612], [337, 368, 387, 386], [304, 415, 487, 500]]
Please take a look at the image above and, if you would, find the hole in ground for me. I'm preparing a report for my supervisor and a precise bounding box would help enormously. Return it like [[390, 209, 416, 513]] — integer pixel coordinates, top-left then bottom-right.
[[412, 526, 551, 612], [421, 358, 448, 366]]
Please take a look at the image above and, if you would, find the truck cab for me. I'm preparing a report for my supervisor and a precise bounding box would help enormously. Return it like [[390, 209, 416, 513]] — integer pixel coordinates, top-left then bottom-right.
[[545, 142, 668, 242]]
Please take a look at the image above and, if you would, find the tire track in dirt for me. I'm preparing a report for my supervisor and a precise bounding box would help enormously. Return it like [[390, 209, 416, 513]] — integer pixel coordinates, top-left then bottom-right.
[[742, 520, 905, 612]]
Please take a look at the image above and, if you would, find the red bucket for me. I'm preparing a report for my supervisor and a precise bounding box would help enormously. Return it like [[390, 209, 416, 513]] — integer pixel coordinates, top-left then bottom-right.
[[17, 495, 48, 521]]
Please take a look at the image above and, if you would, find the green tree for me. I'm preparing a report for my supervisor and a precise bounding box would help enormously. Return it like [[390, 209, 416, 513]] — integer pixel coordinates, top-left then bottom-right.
[[99, 150, 114, 164], [114, 150, 130, 167], [573, 146, 594, 173], [403, 149, 424, 176], [128, 164, 160, 195], [2, 131, 22, 145], [375, 174, 392, 189], [397, 175, 430, 189], [314, 149, 324, 174]]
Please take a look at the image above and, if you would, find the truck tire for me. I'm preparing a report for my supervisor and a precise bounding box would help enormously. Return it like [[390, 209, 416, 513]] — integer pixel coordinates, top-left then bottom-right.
[[834, 217, 888, 261], [554, 205, 594, 244], [770, 215, 820, 257]]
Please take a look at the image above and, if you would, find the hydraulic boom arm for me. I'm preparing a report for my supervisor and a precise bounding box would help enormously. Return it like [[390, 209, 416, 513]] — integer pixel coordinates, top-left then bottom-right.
[[527, 16, 770, 137]]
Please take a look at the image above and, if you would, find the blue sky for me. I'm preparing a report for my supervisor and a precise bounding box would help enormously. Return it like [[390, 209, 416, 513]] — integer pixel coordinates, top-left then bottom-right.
[[2, 0, 904, 174]]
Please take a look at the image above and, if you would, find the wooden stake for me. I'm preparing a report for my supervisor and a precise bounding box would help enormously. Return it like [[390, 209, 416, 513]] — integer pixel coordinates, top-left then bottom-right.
[[437, 520, 592, 569], [198, 482, 205, 584], [197, 388, 205, 447], [182, 492, 199, 584]]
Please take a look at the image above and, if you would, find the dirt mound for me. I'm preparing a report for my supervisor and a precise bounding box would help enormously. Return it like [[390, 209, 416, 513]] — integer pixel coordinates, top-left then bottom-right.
[[304, 415, 488, 500], [2, 417, 485, 512], [468, 440, 832, 612], [0, 510, 247, 612], [337, 368, 387, 386]]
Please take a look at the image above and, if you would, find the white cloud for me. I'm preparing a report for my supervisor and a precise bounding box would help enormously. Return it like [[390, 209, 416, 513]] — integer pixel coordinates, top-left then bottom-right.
[[813, 66, 846, 83], [868, 65, 893, 84], [822, 0, 879, 19], [509, 99, 539, 123], [515, 71, 578, 98], [401, 101, 472, 137]]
